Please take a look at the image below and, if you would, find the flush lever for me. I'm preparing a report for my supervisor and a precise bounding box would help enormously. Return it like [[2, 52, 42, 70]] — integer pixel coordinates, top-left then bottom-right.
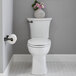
[[24, 19, 33, 23], [27, 20, 33, 23]]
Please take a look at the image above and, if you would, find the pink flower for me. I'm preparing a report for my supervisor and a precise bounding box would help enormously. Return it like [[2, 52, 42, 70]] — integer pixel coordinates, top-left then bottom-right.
[[36, 3, 43, 9], [36, 3, 40, 8], [34, 3, 45, 9], [39, 4, 42, 8]]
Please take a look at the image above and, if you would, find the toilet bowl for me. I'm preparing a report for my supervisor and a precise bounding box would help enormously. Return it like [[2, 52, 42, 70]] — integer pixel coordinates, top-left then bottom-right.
[[27, 18, 52, 74], [27, 38, 51, 74]]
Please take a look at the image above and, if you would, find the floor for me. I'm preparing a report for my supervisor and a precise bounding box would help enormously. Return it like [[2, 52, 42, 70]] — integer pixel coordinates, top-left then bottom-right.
[[9, 62, 76, 76]]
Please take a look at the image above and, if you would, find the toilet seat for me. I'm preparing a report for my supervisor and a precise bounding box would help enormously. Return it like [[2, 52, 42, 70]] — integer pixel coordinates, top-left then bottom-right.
[[28, 38, 51, 48]]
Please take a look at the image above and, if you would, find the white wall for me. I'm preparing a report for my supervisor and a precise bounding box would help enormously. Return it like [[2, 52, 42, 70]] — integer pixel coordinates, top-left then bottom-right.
[[2, 0, 13, 72], [0, 0, 13, 72], [0, 0, 3, 73], [13, 0, 76, 54]]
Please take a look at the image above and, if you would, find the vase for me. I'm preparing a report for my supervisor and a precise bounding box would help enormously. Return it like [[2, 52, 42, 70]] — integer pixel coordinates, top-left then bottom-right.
[[34, 9, 45, 18]]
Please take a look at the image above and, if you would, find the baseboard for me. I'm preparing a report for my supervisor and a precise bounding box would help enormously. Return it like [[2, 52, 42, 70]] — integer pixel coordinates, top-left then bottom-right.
[[13, 54, 76, 62], [0, 57, 13, 76]]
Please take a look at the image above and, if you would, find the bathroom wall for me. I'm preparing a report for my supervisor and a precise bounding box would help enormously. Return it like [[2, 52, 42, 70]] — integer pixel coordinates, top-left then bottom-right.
[[2, 0, 13, 71], [0, 0, 3, 73], [13, 0, 76, 54], [0, 0, 13, 73]]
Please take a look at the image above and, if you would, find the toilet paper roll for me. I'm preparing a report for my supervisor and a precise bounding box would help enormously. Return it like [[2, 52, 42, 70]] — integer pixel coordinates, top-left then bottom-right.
[[7, 34, 17, 44]]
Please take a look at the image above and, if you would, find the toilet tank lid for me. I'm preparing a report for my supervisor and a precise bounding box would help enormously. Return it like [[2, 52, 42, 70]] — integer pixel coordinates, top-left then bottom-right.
[[28, 38, 51, 46], [27, 18, 52, 21]]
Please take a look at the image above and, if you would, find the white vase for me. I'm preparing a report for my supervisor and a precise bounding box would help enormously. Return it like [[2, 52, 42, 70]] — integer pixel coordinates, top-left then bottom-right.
[[34, 9, 45, 18]]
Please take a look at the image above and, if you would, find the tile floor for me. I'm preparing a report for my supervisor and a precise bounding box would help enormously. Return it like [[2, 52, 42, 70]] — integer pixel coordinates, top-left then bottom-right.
[[9, 62, 76, 76]]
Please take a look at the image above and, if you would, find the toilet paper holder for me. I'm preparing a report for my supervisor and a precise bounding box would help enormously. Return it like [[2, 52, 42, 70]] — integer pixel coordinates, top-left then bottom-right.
[[4, 35, 13, 41]]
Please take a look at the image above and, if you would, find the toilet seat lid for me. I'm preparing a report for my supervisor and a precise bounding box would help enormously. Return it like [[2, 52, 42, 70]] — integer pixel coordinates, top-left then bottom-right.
[[28, 38, 51, 46]]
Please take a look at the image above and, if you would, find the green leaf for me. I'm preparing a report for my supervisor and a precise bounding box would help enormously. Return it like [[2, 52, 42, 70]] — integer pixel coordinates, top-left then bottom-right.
[[32, 3, 35, 7]]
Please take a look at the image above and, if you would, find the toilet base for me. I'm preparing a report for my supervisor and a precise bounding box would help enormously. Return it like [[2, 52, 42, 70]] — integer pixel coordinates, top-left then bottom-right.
[[32, 55, 47, 74]]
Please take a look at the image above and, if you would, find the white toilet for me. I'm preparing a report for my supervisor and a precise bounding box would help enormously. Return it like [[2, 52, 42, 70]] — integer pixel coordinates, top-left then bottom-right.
[[27, 18, 52, 74]]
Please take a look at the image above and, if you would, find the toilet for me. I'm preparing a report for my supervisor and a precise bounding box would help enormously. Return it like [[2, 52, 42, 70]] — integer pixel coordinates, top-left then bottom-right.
[[27, 18, 52, 74]]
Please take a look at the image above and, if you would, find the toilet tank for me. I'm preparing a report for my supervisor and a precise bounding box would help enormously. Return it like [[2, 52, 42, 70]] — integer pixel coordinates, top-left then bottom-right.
[[27, 18, 52, 38]]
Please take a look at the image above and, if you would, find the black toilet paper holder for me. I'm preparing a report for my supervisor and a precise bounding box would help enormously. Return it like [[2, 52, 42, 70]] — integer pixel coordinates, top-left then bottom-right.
[[4, 35, 13, 41]]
